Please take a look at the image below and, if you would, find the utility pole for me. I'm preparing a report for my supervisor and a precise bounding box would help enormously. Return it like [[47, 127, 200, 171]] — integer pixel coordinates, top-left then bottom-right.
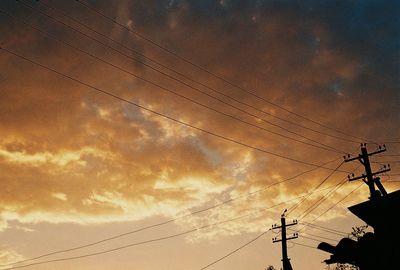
[[344, 143, 391, 200], [272, 209, 298, 270]]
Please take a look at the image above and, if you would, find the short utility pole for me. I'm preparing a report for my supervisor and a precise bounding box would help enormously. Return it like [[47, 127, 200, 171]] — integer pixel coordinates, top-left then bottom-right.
[[272, 209, 298, 270]]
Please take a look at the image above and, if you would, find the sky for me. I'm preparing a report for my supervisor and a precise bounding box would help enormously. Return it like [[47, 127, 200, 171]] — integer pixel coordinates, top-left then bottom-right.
[[0, 0, 399, 269]]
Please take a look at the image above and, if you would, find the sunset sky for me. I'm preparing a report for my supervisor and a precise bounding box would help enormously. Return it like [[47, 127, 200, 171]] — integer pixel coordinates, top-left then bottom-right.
[[0, 0, 399, 269]]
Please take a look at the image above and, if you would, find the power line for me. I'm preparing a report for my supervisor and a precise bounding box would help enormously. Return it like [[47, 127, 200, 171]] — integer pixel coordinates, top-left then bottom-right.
[[10, 1, 348, 155], [199, 230, 270, 270], [3, 177, 345, 267], [285, 179, 351, 247], [192, 221, 335, 270], [294, 165, 360, 238], [292, 161, 359, 221], [292, 242, 318, 249], [296, 177, 348, 220], [301, 233, 338, 243], [310, 183, 363, 223], [372, 160, 400, 163], [296, 167, 360, 229], [285, 157, 359, 236], [296, 179, 378, 243], [0, 46, 352, 172], [0, 146, 340, 266], [31, 0, 363, 147], [287, 161, 345, 215], [4, 186, 338, 269], [2, 231, 198, 269], [299, 222, 347, 236], [1, 218, 267, 270], [1, 2, 394, 268], [300, 235, 335, 244], [0, 168, 350, 268], [288, 228, 339, 243], [0, 23, 356, 270], [74, 0, 374, 144]]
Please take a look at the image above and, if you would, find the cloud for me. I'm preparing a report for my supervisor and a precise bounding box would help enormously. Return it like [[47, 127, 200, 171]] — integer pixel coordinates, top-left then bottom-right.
[[0, 246, 25, 265], [0, 0, 399, 240]]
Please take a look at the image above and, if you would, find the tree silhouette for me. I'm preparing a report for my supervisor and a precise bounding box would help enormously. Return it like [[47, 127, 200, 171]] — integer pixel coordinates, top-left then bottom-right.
[[349, 225, 368, 241], [329, 226, 368, 270]]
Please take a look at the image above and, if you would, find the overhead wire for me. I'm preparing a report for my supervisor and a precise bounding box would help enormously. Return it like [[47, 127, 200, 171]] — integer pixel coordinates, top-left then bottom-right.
[[297, 165, 391, 239], [299, 235, 335, 244], [0, 147, 341, 266], [0, 2, 396, 269], [1, 183, 342, 269], [287, 161, 345, 215], [299, 221, 347, 236], [11, 1, 349, 155], [287, 228, 339, 243], [1, 33, 354, 264], [310, 183, 364, 224], [0, 46, 352, 170], [0, 1, 382, 266], [274, 162, 359, 242], [293, 164, 360, 237], [300, 233, 338, 243], [371, 160, 400, 163], [0, 221, 268, 270], [299, 222, 347, 237], [74, 0, 375, 144], [33, 0, 364, 147], [290, 183, 363, 247], [292, 242, 318, 249], [301, 180, 394, 236], [199, 229, 270, 270], [289, 148, 360, 220], [296, 175, 349, 221]]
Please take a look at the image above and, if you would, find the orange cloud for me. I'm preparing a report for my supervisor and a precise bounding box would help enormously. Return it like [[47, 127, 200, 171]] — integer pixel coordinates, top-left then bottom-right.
[[0, 0, 398, 241]]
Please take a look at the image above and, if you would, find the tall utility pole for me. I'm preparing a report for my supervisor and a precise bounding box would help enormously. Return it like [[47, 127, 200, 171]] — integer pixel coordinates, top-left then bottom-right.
[[272, 210, 298, 270], [344, 143, 391, 200]]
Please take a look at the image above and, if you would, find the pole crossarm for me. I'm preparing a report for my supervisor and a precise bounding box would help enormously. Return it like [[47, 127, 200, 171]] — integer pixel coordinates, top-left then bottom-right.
[[344, 144, 387, 163], [273, 234, 299, 243], [348, 167, 391, 182], [272, 219, 298, 230], [344, 143, 391, 199]]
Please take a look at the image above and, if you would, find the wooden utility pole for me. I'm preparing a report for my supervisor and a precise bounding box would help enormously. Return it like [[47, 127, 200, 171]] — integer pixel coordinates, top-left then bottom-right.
[[272, 210, 298, 270], [344, 143, 391, 200]]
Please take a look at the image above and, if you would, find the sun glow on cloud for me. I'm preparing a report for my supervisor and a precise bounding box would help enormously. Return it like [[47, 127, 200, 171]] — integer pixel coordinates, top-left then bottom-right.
[[0, 147, 112, 167], [0, 247, 25, 265], [0, 2, 399, 270]]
